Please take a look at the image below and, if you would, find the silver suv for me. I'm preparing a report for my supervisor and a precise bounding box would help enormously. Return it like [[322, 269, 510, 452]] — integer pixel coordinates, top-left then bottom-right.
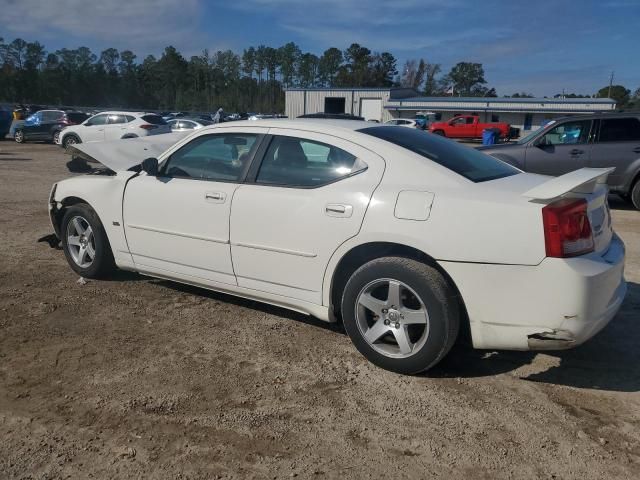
[[479, 113, 640, 209]]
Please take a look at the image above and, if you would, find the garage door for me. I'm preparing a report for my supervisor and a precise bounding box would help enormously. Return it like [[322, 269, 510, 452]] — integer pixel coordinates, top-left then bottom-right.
[[360, 98, 382, 122]]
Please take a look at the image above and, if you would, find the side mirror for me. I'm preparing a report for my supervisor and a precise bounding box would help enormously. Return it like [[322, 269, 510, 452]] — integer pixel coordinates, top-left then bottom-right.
[[141, 157, 159, 176]]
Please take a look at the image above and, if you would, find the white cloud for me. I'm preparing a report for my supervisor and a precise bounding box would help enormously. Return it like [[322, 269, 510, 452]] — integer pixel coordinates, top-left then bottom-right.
[[0, 0, 202, 52]]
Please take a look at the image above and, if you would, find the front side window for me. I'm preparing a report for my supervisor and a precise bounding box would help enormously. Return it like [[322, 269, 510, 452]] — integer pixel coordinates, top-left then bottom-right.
[[180, 121, 197, 130], [87, 114, 108, 126], [541, 120, 591, 145], [598, 118, 640, 142], [161, 133, 258, 182], [359, 126, 519, 183], [256, 136, 367, 187]]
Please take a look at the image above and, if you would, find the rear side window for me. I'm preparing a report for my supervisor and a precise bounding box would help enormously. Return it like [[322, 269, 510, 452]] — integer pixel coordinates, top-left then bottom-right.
[[598, 118, 640, 142], [359, 126, 519, 183], [42, 111, 64, 122], [141, 114, 167, 125], [256, 136, 367, 187], [125, 115, 135, 122], [108, 114, 127, 124]]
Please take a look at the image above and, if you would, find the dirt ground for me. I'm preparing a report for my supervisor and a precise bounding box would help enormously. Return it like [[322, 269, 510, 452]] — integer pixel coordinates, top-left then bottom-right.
[[0, 141, 639, 480]]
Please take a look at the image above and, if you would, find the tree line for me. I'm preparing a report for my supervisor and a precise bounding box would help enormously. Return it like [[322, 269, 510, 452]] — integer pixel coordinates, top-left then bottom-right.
[[1, 36, 638, 112]]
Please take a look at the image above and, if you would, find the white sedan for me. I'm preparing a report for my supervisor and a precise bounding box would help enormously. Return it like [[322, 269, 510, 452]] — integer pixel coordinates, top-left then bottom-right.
[[47, 120, 627, 374], [385, 119, 418, 128], [57, 112, 171, 148]]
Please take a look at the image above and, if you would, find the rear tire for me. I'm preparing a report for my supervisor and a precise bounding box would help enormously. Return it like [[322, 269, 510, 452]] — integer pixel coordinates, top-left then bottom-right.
[[53, 130, 61, 144], [630, 178, 640, 210], [61, 203, 115, 279], [14, 129, 25, 143], [341, 257, 460, 374]]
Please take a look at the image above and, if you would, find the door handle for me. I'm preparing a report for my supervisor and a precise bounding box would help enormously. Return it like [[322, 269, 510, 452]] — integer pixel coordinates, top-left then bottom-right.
[[325, 203, 353, 218], [570, 149, 584, 155], [205, 192, 226, 203]]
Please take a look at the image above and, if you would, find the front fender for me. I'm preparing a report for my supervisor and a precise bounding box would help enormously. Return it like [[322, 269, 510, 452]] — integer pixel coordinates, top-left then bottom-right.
[[52, 172, 137, 269]]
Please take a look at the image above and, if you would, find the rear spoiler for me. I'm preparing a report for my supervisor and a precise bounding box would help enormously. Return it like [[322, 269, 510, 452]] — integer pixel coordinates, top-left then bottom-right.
[[522, 168, 614, 201]]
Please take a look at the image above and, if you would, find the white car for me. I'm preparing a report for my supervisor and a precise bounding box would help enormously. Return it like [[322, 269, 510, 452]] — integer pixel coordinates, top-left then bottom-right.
[[385, 119, 418, 128], [167, 118, 213, 132], [57, 112, 171, 148], [47, 120, 627, 374]]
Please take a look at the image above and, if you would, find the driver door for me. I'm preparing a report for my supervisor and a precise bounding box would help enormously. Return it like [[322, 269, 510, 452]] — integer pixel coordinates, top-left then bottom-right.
[[82, 114, 108, 142], [122, 129, 266, 285], [525, 119, 593, 176]]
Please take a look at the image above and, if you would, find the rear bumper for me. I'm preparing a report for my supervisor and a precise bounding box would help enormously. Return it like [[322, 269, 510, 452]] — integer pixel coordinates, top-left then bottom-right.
[[439, 234, 627, 350]]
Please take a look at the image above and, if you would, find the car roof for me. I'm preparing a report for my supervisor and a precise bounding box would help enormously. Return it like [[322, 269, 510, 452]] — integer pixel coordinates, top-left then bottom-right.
[[201, 118, 379, 134], [91, 111, 152, 116]]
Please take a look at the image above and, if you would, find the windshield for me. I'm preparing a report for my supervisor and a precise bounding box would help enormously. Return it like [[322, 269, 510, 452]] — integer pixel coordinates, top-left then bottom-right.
[[359, 126, 520, 183]]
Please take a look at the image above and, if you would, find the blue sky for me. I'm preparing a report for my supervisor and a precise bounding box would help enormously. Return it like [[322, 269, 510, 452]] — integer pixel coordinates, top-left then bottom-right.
[[0, 0, 638, 96]]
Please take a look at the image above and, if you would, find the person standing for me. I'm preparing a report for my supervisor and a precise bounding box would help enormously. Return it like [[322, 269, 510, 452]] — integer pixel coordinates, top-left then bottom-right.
[[212, 108, 224, 124]]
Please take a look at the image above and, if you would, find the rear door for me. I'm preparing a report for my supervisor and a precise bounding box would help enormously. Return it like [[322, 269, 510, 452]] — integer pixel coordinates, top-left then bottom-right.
[[524, 119, 593, 176], [588, 117, 640, 191], [229, 129, 385, 304]]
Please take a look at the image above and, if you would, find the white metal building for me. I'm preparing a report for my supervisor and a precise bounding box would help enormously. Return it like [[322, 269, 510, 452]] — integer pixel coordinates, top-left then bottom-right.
[[285, 88, 617, 133]]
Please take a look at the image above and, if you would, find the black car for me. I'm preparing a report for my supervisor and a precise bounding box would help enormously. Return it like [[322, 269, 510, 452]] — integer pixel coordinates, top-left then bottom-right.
[[479, 112, 640, 209], [14, 110, 90, 144], [298, 112, 365, 120]]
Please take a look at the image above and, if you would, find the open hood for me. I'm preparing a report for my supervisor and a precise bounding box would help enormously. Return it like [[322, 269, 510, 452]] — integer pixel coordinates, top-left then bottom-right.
[[68, 132, 189, 171]]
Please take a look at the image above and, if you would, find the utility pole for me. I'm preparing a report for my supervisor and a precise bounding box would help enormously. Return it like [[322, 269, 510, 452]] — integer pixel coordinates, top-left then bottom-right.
[[608, 71, 614, 98]]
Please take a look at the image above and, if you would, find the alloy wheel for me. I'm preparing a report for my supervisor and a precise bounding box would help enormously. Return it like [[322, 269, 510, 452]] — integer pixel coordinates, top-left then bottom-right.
[[66, 216, 95, 268], [355, 278, 430, 358]]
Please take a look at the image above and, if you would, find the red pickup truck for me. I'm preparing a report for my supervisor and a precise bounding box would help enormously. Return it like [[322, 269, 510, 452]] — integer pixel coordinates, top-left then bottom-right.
[[428, 115, 512, 140]]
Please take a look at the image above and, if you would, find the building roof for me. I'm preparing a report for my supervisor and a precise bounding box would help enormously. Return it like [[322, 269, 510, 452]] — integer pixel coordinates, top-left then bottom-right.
[[387, 96, 616, 104], [286, 87, 391, 92]]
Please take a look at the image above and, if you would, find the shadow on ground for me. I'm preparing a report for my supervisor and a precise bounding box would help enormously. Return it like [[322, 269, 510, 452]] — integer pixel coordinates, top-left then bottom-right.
[[101, 268, 639, 392]]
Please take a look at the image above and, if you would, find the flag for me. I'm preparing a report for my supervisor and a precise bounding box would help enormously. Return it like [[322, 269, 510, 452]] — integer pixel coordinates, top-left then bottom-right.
[[446, 85, 454, 95]]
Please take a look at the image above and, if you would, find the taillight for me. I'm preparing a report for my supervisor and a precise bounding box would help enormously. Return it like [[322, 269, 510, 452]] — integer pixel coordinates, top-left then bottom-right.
[[542, 198, 594, 258], [139, 124, 157, 130]]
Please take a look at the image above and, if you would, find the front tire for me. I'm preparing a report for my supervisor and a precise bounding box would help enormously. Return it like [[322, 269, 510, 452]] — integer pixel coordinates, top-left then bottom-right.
[[61, 203, 115, 278], [14, 129, 25, 143], [432, 130, 445, 136], [341, 257, 460, 374], [62, 134, 80, 149]]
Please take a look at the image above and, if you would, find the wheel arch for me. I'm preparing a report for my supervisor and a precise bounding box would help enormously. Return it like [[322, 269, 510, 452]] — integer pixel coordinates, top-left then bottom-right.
[[327, 241, 470, 339], [52, 195, 91, 231]]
